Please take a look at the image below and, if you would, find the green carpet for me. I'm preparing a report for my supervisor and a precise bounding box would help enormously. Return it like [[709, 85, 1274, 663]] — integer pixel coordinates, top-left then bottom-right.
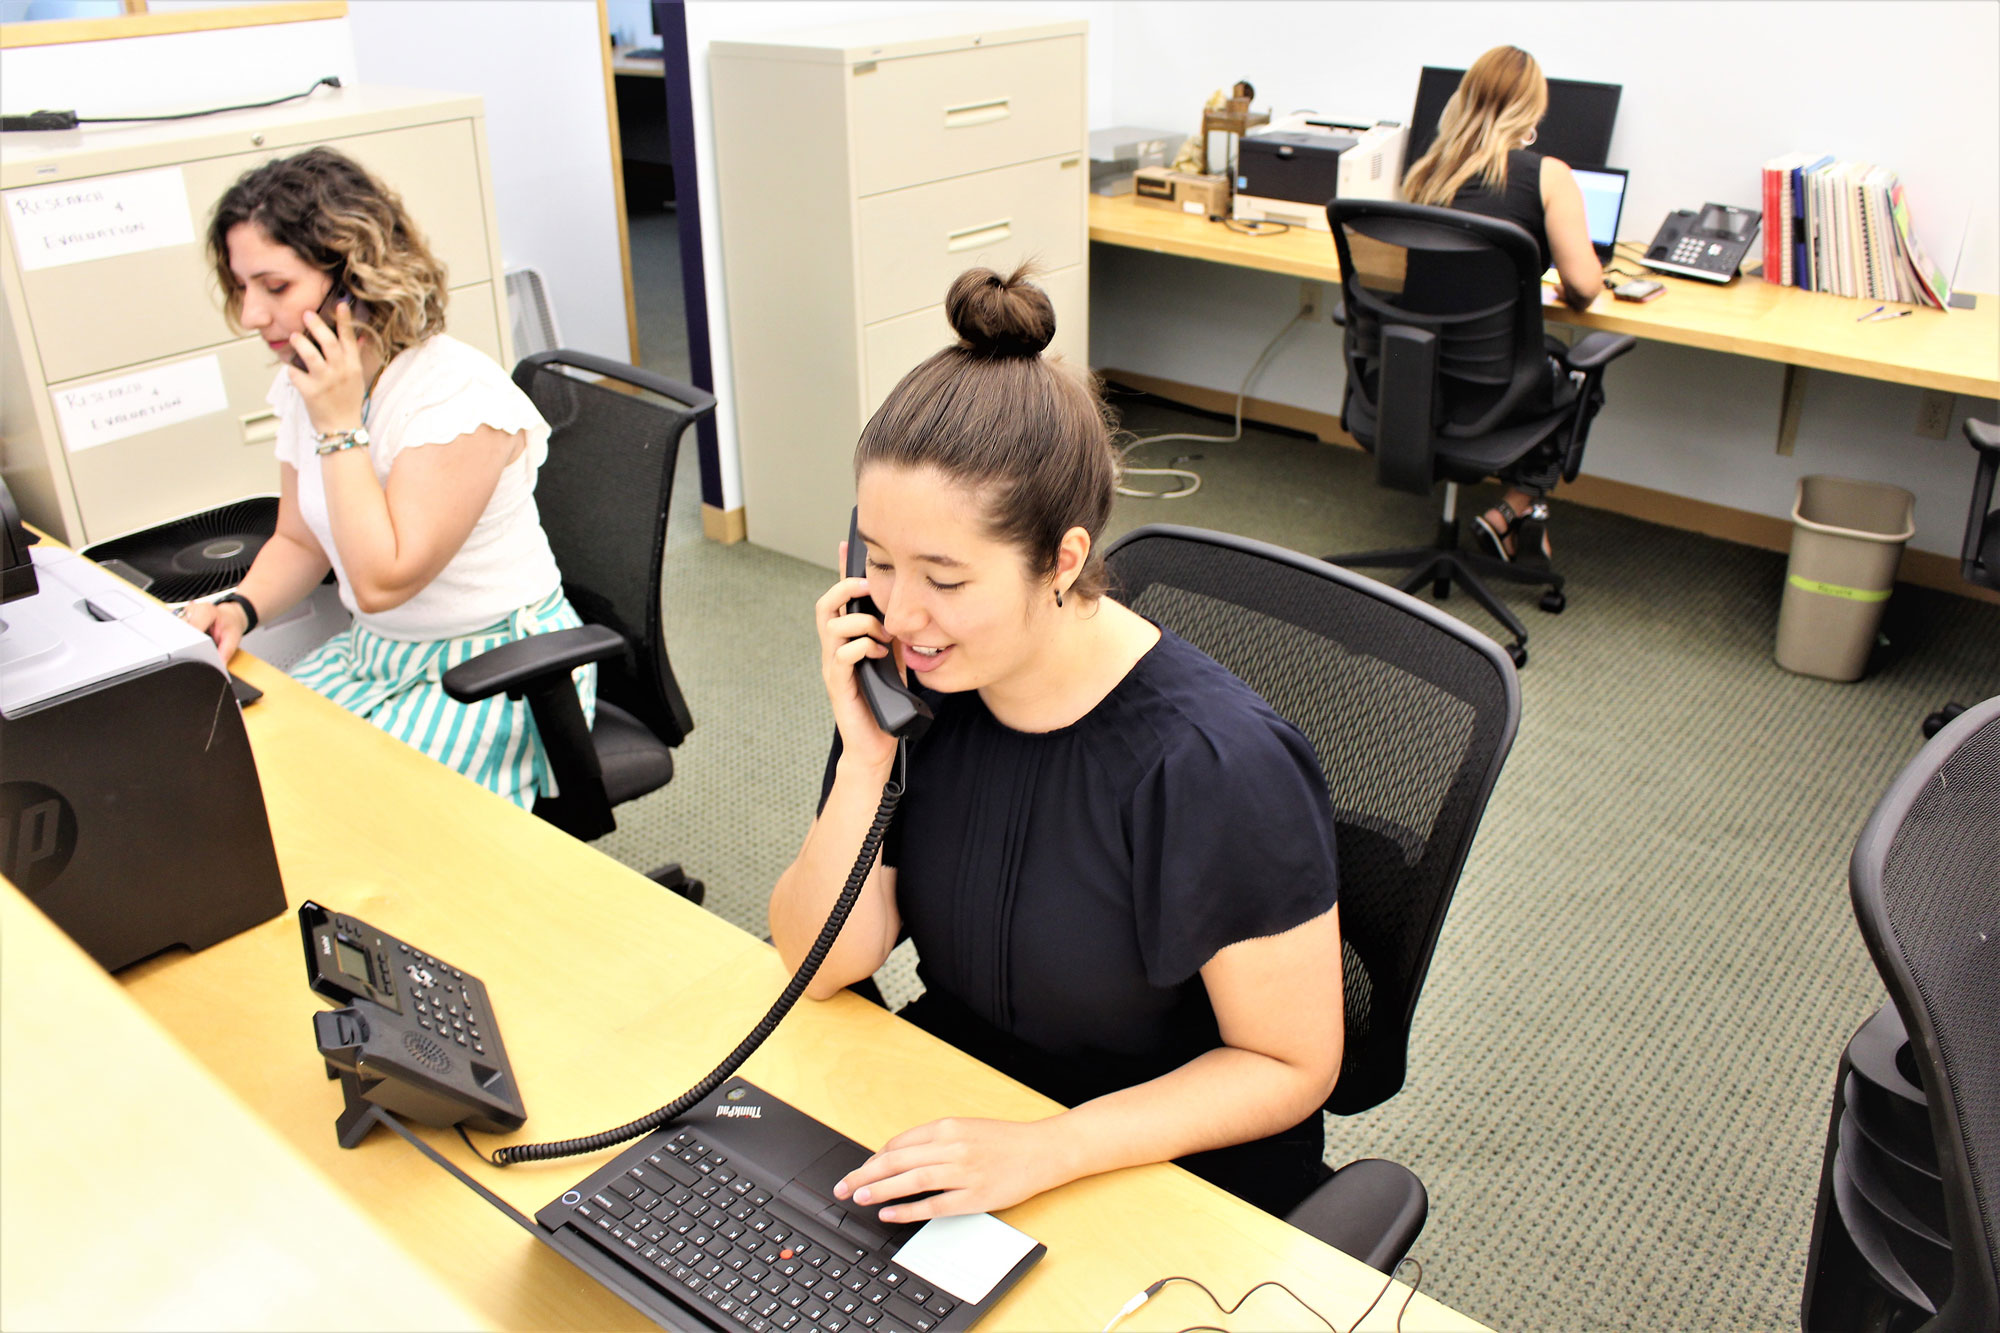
[[592, 395, 2000, 1332]]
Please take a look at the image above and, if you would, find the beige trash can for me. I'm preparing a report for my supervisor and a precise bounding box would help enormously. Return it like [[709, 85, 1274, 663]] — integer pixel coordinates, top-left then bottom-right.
[[1775, 475, 1916, 681]]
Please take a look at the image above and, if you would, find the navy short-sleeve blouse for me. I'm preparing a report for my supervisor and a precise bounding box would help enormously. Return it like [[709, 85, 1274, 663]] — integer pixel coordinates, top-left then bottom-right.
[[821, 627, 1340, 1124]]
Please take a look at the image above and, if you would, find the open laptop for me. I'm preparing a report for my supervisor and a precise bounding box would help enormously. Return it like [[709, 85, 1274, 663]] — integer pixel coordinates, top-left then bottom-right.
[[1571, 165, 1629, 262]]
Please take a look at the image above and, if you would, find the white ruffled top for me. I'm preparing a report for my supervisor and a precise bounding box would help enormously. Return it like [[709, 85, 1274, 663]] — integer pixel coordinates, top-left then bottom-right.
[[269, 333, 564, 641]]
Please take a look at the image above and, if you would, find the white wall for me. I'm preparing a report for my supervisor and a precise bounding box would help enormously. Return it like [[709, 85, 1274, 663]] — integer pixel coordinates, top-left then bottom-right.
[[346, 0, 628, 361], [683, 1, 1119, 513], [1092, 0, 2000, 556], [0, 16, 358, 118]]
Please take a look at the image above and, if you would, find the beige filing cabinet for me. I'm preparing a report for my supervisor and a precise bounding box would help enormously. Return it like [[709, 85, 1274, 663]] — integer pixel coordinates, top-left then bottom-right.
[[0, 87, 512, 547], [711, 13, 1089, 566]]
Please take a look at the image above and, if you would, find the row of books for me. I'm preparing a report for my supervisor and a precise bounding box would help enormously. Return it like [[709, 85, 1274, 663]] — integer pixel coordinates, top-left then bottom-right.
[[1760, 154, 1953, 309]]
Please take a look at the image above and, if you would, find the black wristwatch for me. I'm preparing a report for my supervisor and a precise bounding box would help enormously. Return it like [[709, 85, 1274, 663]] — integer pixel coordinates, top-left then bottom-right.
[[214, 591, 260, 634]]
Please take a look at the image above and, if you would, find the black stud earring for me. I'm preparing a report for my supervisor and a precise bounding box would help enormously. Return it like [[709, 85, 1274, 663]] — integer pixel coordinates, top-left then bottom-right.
[[1055, 586, 1065, 609]]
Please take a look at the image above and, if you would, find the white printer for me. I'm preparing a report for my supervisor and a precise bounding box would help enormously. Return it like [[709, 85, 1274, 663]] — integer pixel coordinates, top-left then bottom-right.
[[1232, 114, 1409, 232], [0, 487, 285, 971]]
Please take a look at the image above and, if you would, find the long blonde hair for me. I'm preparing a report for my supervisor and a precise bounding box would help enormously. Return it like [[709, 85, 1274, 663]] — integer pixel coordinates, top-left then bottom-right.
[[1402, 46, 1548, 206]]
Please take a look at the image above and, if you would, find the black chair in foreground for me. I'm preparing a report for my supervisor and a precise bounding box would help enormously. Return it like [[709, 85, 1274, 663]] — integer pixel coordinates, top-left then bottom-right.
[[1323, 198, 1635, 666], [1801, 695, 2000, 1332], [1102, 524, 1521, 1272], [442, 350, 715, 901], [1922, 419, 1999, 739]]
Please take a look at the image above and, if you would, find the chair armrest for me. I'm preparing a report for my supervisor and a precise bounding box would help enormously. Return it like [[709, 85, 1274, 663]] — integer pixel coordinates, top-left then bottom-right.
[[1560, 331, 1637, 372], [1967, 418, 2000, 456], [1283, 1157, 1429, 1275], [441, 624, 627, 703]]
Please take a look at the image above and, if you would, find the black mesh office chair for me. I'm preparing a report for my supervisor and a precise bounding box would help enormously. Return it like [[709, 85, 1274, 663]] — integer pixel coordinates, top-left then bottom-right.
[[1922, 420, 1999, 739], [1323, 198, 1635, 666], [1102, 524, 1521, 1272], [1801, 695, 2000, 1332], [442, 350, 715, 898]]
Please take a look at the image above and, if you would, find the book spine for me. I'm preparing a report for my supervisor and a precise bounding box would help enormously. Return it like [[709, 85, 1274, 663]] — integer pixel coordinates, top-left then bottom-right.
[[1762, 166, 1782, 281], [1791, 166, 1809, 289]]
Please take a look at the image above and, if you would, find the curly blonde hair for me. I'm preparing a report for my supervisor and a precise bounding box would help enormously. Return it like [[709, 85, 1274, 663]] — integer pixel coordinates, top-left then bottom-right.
[[208, 147, 447, 364], [1402, 46, 1549, 207]]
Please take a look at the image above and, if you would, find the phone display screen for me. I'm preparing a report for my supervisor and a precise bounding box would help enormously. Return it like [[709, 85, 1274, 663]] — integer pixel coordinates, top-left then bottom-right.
[[335, 937, 373, 986], [1698, 205, 1754, 239]]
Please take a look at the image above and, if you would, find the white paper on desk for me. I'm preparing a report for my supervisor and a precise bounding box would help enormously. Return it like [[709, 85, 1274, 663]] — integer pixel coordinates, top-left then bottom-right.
[[891, 1212, 1038, 1305], [53, 354, 229, 453], [6, 166, 195, 271]]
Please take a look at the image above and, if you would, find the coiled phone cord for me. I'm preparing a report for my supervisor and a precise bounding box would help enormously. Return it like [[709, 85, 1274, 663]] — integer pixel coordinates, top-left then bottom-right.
[[488, 743, 907, 1167]]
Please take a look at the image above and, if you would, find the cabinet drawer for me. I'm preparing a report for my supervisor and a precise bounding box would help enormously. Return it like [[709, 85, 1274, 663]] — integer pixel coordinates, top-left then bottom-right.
[[848, 35, 1084, 196], [856, 156, 1083, 325], [13, 119, 491, 385], [49, 280, 499, 545], [863, 262, 1087, 416]]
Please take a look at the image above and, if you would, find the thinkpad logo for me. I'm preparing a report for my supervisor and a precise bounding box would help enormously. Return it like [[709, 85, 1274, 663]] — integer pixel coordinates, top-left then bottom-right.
[[714, 1105, 763, 1119]]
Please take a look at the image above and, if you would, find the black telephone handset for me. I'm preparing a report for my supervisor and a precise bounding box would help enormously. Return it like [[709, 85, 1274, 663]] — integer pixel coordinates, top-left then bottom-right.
[[300, 901, 526, 1148], [1638, 203, 1762, 284], [287, 282, 374, 370], [845, 508, 933, 743]]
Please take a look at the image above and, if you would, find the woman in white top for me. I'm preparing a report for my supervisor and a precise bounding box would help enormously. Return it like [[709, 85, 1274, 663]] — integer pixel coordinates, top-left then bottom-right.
[[182, 147, 593, 808]]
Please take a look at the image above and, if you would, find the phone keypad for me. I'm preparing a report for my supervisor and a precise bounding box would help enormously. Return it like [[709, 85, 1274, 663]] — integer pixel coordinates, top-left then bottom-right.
[[399, 942, 489, 1055]]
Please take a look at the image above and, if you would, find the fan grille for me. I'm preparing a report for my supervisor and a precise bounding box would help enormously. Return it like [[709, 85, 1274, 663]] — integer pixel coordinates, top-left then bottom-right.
[[81, 497, 279, 603]]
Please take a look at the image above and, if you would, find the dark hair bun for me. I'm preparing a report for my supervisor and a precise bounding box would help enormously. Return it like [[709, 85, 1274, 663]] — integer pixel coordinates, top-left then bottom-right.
[[945, 265, 1055, 359]]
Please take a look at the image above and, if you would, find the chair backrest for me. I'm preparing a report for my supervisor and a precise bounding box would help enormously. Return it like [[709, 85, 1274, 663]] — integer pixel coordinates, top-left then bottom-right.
[[1102, 525, 1520, 1115], [1328, 199, 1549, 491], [512, 350, 715, 748], [1849, 694, 2000, 1333]]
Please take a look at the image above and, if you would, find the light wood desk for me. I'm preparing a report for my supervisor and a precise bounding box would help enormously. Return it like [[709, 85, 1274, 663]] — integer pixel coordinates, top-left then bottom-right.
[[1089, 193, 2000, 400], [40, 653, 1491, 1333]]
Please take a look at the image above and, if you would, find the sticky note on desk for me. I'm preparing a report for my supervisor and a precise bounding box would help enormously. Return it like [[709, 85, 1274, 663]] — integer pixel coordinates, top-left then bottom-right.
[[891, 1212, 1038, 1304]]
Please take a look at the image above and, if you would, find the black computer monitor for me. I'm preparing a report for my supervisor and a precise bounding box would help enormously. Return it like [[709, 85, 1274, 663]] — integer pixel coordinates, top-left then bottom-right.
[[1406, 66, 1622, 171]]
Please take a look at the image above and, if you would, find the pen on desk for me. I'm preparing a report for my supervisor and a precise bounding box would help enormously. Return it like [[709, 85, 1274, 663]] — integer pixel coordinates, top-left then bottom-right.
[[1856, 305, 1884, 321], [1868, 309, 1913, 323]]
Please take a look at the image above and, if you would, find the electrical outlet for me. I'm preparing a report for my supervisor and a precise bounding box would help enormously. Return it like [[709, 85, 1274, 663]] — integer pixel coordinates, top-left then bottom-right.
[[1298, 281, 1322, 321], [1915, 389, 1954, 440]]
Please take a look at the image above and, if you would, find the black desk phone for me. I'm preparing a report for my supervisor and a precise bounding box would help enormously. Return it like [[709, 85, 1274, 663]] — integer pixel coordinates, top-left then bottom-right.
[[300, 901, 526, 1148], [1639, 203, 1762, 284], [845, 507, 933, 742]]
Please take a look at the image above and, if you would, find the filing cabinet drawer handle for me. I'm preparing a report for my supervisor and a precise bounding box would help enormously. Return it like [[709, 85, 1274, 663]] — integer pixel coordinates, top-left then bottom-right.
[[240, 408, 278, 446], [946, 220, 1012, 253], [943, 98, 1011, 130]]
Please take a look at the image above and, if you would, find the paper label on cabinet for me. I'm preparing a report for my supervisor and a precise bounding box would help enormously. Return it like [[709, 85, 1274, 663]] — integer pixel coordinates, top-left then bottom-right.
[[5, 166, 196, 271], [53, 356, 230, 453]]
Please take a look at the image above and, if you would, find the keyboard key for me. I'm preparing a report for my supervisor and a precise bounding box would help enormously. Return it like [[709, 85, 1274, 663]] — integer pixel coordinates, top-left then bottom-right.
[[880, 1267, 906, 1288], [923, 1294, 955, 1318], [606, 1177, 642, 1201], [902, 1282, 932, 1306], [883, 1295, 934, 1333], [590, 1192, 633, 1219], [861, 1282, 891, 1307]]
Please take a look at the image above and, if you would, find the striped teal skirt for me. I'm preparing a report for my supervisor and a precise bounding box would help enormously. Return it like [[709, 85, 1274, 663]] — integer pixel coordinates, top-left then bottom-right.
[[290, 587, 597, 810]]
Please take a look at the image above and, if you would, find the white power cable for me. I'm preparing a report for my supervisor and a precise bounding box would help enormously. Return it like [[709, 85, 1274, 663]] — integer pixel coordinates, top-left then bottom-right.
[[1114, 310, 1310, 499]]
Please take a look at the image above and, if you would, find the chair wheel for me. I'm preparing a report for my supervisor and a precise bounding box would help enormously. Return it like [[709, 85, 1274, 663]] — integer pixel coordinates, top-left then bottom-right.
[[1507, 642, 1528, 668], [648, 863, 705, 906], [1923, 704, 1966, 740], [1432, 578, 1451, 600], [1539, 589, 1567, 614]]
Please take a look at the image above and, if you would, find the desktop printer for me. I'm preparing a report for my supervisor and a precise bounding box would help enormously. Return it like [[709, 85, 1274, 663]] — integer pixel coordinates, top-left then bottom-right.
[[1232, 116, 1408, 231], [0, 480, 284, 971]]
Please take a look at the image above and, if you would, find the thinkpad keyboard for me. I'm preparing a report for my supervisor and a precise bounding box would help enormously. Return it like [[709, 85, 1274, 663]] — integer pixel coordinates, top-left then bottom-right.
[[534, 1080, 1043, 1332]]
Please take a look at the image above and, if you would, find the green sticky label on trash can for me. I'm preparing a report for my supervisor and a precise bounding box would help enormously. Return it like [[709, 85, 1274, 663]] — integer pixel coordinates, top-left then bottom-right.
[[1788, 574, 1891, 603]]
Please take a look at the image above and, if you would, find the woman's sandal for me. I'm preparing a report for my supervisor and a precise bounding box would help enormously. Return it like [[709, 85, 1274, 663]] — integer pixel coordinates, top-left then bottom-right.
[[1473, 500, 1553, 564]]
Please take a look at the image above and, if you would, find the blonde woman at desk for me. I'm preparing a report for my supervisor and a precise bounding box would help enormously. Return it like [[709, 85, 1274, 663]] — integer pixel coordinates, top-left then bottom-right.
[[180, 148, 594, 809], [1403, 43, 1603, 564], [770, 266, 1345, 1223]]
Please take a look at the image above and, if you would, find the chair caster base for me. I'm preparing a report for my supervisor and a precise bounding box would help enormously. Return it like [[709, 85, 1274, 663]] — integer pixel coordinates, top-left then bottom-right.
[[1538, 588, 1566, 614], [1922, 704, 1966, 740], [648, 863, 705, 905], [1507, 642, 1528, 668]]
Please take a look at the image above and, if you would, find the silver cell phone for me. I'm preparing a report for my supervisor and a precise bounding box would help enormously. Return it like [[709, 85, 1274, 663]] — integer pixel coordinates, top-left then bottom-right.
[[1613, 279, 1665, 303]]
